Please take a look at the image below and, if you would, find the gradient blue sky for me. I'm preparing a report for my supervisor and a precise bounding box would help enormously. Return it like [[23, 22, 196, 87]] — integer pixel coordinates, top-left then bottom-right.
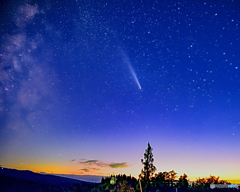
[[0, 0, 239, 182]]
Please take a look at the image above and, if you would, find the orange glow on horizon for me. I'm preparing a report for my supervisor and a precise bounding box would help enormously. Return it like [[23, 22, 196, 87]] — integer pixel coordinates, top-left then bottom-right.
[[3, 163, 239, 184]]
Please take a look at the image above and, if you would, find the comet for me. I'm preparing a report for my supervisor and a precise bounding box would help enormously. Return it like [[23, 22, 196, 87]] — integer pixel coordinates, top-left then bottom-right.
[[121, 50, 142, 90], [128, 63, 142, 90]]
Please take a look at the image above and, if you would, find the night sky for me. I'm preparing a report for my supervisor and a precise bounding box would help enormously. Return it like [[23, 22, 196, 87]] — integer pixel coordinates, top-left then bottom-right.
[[0, 0, 239, 182]]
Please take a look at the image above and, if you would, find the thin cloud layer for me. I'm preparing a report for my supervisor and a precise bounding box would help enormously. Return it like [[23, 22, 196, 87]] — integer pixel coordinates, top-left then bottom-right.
[[81, 168, 89, 172], [78, 159, 130, 173], [109, 162, 128, 168], [80, 160, 99, 165], [80, 168, 100, 172]]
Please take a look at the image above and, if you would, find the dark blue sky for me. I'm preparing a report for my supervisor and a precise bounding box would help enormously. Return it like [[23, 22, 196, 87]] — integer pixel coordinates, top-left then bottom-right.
[[0, 0, 239, 180]]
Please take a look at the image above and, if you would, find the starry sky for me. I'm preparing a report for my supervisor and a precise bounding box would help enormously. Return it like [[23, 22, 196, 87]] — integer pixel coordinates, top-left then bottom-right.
[[0, 0, 239, 182]]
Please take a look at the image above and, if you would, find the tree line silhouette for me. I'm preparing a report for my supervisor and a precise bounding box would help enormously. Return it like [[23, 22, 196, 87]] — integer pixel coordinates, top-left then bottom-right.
[[71, 142, 238, 192]]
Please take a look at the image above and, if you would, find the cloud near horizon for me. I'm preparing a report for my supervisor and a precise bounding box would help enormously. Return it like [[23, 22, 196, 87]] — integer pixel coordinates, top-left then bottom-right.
[[78, 159, 130, 170], [80, 167, 100, 172], [80, 160, 99, 165], [109, 162, 128, 168], [81, 168, 89, 172]]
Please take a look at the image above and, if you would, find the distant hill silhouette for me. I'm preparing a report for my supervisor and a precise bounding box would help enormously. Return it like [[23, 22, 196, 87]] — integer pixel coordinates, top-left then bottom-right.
[[54, 174, 103, 183], [0, 167, 95, 192]]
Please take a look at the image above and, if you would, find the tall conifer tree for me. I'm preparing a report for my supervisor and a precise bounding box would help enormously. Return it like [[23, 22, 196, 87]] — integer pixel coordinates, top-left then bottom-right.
[[139, 142, 156, 181]]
